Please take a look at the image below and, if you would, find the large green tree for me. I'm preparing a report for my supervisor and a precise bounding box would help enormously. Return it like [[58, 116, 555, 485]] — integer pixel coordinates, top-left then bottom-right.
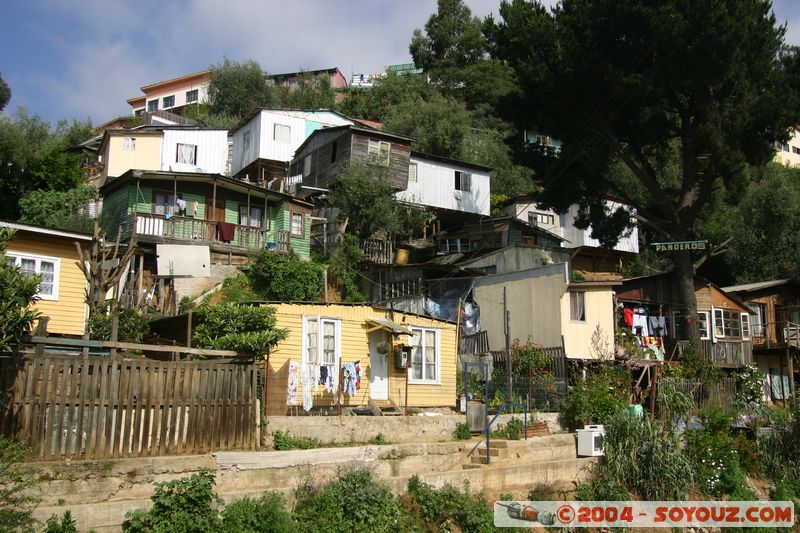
[[0, 74, 10, 112], [720, 164, 800, 283], [0, 110, 90, 220], [410, 0, 516, 121], [329, 162, 429, 240], [0, 228, 41, 353], [18, 185, 95, 233], [207, 58, 277, 119], [488, 0, 800, 343]]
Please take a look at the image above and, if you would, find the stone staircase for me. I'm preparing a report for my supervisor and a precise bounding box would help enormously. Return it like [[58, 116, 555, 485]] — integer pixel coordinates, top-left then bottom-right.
[[29, 433, 596, 531]]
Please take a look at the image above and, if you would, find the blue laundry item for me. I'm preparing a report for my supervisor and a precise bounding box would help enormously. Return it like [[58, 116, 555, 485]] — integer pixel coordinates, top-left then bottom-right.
[[325, 365, 336, 394], [319, 365, 328, 386], [342, 363, 357, 396]]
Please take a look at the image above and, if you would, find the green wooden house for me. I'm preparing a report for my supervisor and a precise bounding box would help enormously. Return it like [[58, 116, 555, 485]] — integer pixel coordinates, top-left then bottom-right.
[[100, 170, 313, 257]]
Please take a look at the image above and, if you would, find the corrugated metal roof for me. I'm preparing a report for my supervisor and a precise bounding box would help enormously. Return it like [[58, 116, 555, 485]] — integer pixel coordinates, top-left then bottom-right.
[[722, 279, 795, 293]]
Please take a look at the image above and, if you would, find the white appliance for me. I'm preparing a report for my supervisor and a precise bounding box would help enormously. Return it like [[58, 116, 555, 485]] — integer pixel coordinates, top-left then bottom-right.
[[576, 424, 605, 457]]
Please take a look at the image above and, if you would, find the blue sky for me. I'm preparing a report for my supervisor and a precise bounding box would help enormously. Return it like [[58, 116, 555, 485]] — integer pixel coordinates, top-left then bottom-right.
[[2, 0, 800, 125]]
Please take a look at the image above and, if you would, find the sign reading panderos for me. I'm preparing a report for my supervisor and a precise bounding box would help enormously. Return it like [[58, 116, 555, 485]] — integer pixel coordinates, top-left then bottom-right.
[[651, 240, 708, 252]]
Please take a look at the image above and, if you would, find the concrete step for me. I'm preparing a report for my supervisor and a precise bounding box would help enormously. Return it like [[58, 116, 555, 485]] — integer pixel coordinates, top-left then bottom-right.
[[485, 433, 576, 449]]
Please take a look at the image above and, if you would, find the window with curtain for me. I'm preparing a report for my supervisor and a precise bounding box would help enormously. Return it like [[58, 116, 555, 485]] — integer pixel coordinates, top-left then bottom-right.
[[713, 309, 742, 338], [176, 143, 197, 165], [238, 205, 263, 228], [274, 124, 291, 143], [291, 212, 303, 236], [570, 291, 586, 322], [410, 327, 439, 383], [7, 253, 59, 300], [152, 191, 175, 216], [304, 317, 339, 366], [750, 303, 766, 336]]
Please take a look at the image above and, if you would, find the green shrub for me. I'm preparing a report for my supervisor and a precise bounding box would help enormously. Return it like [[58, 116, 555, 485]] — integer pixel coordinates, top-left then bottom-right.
[[0, 437, 39, 532], [272, 430, 320, 451], [576, 411, 693, 502], [86, 306, 150, 343], [371, 433, 387, 445], [247, 250, 324, 302], [453, 423, 471, 440], [193, 303, 288, 357], [293, 469, 406, 533], [213, 275, 258, 304], [43, 511, 78, 533], [733, 364, 766, 406], [527, 482, 557, 501], [0, 228, 42, 352], [123, 469, 223, 532], [493, 417, 523, 440], [220, 493, 292, 533], [559, 365, 628, 430], [405, 476, 495, 533]]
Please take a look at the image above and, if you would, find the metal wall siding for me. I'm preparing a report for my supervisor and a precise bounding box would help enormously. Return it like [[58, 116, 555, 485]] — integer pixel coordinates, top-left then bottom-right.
[[398, 157, 491, 216], [161, 130, 228, 174]]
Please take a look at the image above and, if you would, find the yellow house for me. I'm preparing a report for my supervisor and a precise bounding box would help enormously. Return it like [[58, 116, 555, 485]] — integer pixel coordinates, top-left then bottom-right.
[[263, 302, 458, 414], [1, 222, 91, 336], [473, 263, 620, 359]]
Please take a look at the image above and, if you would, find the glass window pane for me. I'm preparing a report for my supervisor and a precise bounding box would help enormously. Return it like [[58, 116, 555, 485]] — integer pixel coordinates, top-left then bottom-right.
[[20, 258, 35, 276], [39, 261, 55, 295], [307, 319, 318, 363], [323, 321, 335, 364], [249, 207, 262, 228]]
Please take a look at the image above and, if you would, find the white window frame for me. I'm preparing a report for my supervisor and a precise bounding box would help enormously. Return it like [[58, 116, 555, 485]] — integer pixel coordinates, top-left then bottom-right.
[[7, 252, 60, 301], [408, 326, 441, 385], [301, 316, 342, 367], [303, 155, 312, 177], [176, 143, 197, 165], [697, 311, 710, 340], [147, 100, 158, 112], [741, 313, 751, 341], [122, 137, 135, 151], [162, 95, 175, 108], [186, 89, 198, 103], [713, 308, 725, 338], [408, 163, 418, 183], [750, 303, 766, 337], [368, 139, 390, 166], [273, 123, 291, 143], [290, 212, 304, 237]]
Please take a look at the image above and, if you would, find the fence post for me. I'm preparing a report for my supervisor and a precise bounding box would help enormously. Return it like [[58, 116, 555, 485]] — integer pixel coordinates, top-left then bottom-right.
[[34, 316, 49, 357]]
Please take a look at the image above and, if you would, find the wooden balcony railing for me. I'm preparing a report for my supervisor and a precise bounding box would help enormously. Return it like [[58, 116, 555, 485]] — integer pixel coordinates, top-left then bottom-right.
[[133, 213, 290, 252], [675, 339, 753, 367], [459, 331, 490, 356], [361, 238, 394, 264]]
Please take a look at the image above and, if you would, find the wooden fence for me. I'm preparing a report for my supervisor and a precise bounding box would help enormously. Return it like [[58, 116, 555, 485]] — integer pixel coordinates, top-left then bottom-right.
[[0, 355, 259, 460], [658, 377, 738, 412]]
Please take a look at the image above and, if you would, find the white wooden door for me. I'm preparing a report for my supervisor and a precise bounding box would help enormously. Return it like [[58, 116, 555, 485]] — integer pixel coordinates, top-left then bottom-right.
[[369, 333, 389, 400]]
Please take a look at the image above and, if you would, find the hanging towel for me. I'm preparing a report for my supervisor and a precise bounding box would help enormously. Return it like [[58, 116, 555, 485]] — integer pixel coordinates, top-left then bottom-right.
[[217, 221, 236, 243], [287, 360, 300, 406], [302, 366, 314, 412], [632, 313, 649, 336], [342, 363, 357, 396]]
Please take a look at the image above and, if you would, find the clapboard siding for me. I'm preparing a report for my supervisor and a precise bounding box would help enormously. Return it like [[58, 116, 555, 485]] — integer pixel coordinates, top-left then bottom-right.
[[265, 303, 457, 411], [6, 233, 89, 336]]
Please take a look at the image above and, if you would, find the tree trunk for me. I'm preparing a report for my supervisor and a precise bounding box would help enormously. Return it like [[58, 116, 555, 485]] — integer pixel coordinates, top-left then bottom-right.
[[672, 250, 700, 347]]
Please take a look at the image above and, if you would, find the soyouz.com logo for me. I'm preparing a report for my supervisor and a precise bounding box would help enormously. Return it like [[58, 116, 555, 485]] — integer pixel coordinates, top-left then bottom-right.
[[493, 501, 795, 528]]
